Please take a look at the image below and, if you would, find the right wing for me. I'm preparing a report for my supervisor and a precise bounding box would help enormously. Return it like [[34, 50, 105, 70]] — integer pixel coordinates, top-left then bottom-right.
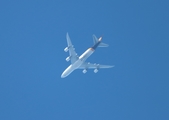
[[79, 62, 114, 69], [66, 33, 79, 64]]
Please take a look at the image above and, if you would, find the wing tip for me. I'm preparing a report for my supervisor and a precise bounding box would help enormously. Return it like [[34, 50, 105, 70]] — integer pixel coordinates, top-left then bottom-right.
[[111, 65, 115, 68], [107, 65, 115, 68]]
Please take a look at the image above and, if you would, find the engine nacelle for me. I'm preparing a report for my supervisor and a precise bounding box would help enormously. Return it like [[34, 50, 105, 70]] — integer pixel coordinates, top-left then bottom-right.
[[66, 56, 70, 62], [64, 47, 68, 52], [83, 69, 87, 74], [94, 69, 98, 73]]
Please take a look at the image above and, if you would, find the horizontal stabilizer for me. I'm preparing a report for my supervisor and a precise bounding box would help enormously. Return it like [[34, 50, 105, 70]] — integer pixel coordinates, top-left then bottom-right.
[[98, 42, 109, 47], [93, 35, 98, 44]]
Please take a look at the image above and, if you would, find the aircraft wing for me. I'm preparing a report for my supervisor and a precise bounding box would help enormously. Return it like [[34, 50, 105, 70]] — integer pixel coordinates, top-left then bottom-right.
[[79, 62, 114, 69], [66, 33, 79, 63]]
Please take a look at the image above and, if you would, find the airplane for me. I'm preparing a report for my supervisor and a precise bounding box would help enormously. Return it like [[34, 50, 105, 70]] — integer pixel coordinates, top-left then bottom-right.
[[61, 33, 114, 78]]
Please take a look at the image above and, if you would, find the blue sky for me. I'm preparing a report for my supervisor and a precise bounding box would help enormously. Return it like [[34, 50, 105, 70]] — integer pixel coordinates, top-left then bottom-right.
[[0, 0, 169, 120]]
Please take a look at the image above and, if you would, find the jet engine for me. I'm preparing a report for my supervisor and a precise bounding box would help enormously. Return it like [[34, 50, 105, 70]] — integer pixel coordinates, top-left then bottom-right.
[[82, 69, 87, 74], [66, 56, 70, 62], [64, 47, 68, 52], [94, 69, 98, 73]]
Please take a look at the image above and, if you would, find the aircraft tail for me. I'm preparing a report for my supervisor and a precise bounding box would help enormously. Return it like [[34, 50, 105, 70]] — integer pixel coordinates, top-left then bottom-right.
[[93, 35, 109, 47]]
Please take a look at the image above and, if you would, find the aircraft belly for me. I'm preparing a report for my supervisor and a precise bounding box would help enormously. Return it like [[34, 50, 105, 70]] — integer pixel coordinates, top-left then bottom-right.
[[73, 59, 83, 69], [79, 49, 94, 61]]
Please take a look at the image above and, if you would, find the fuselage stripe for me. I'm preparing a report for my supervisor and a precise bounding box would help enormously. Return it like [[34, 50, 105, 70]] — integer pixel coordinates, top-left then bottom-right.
[[88, 48, 94, 51]]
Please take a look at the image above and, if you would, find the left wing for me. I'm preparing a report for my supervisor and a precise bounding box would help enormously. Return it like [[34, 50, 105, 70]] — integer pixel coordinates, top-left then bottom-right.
[[65, 33, 79, 63], [79, 62, 114, 69]]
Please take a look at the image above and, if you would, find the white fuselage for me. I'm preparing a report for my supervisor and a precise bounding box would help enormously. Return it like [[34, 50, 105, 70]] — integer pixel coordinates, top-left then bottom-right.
[[61, 48, 94, 78]]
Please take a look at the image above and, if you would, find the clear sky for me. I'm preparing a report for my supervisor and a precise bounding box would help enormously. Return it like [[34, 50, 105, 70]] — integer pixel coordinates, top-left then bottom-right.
[[0, 0, 169, 120]]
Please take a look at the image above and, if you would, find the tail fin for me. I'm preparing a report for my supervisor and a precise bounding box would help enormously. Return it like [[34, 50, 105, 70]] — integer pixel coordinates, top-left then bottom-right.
[[93, 35, 109, 47]]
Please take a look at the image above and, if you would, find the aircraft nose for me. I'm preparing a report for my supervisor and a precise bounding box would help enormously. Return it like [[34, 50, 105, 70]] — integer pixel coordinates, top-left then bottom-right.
[[61, 72, 67, 78], [61, 65, 72, 78], [61, 74, 65, 78]]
